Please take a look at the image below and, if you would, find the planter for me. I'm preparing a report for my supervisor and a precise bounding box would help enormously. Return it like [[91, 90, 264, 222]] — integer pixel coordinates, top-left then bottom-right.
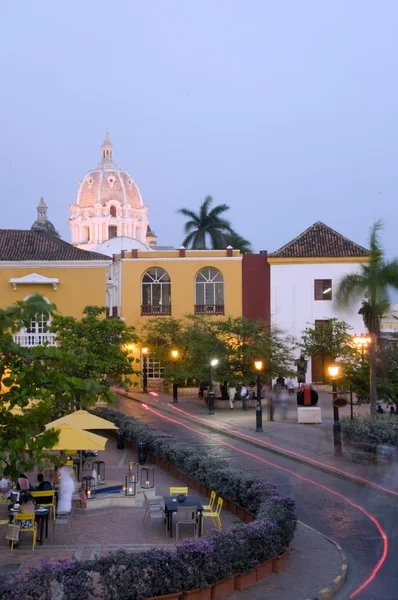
[[236, 506, 246, 521], [234, 569, 257, 591], [210, 577, 235, 599], [181, 588, 211, 600], [376, 444, 395, 464], [228, 503, 237, 516], [245, 512, 256, 523], [146, 594, 182, 600], [272, 550, 290, 574], [199, 485, 208, 496], [256, 560, 273, 581], [221, 499, 230, 511]]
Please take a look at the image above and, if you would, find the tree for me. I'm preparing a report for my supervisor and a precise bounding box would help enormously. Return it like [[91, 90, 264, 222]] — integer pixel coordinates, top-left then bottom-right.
[[178, 196, 233, 249], [223, 231, 252, 254], [51, 306, 140, 405], [142, 315, 294, 390], [0, 296, 102, 480], [336, 221, 398, 414], [299, 318, 353, 384]]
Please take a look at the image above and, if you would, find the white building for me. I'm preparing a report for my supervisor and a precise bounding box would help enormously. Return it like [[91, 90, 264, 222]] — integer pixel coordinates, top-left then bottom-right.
[[381, 305, 398, 333], [68, 131, 157, 250], [269, 221, 369, 383]]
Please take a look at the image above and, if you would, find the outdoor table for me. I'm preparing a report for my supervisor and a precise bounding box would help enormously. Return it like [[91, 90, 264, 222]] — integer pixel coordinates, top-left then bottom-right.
[[8, 507, 50, 546], [163, 496, 203, 538]]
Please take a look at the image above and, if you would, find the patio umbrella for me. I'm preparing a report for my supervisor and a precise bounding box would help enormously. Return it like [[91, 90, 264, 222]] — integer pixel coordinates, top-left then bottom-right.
[[4, 399, 41, 415], [45, 410, 118, 432], [43, 423, 107, 451]]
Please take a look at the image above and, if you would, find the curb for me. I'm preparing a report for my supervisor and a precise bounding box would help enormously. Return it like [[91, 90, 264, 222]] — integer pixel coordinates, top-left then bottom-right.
[[299, 522, 348, 600], [114, 389, 393, 498]]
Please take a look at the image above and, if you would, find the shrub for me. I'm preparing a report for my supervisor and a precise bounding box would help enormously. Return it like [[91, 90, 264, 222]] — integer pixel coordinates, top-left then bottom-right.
[[341, 415, 398, 453]]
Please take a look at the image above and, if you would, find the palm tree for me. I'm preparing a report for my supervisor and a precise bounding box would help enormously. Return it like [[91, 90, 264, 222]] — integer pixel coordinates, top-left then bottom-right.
[[336, 221, 398, 414], [178, 196, 232, 249], [223, 231, 252, 254]]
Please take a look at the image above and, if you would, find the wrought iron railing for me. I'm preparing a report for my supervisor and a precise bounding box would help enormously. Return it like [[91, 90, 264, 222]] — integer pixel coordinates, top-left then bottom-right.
[[141, 305, 172, 316], [194, 304, 225, 315]]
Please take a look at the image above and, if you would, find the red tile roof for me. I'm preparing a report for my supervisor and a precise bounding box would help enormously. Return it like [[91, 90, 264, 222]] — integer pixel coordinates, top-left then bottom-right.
[[0, 230, 110, 261], [269, 222, 369, 258]]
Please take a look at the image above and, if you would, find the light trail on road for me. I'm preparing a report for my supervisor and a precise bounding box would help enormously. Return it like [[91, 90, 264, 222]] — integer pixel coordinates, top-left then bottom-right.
[[141, 402, 388, 599], [168, 403, 398, 499]]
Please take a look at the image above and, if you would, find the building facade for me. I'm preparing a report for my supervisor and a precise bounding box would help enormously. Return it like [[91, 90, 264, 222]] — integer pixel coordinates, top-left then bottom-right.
[[269, 222, 369, 383]]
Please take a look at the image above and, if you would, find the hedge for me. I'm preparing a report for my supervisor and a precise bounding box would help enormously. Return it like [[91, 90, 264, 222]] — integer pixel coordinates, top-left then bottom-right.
[[341, 414, 398, 453], [0, 409, 296, 600]]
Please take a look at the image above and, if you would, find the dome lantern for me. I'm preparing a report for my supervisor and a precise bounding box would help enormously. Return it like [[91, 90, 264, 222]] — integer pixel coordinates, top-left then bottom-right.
[[101, 128, 113, 162]]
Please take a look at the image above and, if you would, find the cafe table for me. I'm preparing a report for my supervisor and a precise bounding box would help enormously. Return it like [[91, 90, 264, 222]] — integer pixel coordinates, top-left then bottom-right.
[[163, 496, 203, 538], [8, 507, 50, 545]]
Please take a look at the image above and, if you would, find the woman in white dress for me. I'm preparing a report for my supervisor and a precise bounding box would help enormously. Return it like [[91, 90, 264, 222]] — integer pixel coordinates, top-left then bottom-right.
[[57, 467, 75, 514]]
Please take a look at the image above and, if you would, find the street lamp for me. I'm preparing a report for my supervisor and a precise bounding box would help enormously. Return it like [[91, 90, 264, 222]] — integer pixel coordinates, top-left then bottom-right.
[[142, 347, 148, 393], [328, 363, 342, 455], [254, 360, 263, 432], [171, 349, 179, 404], [208, 359, 218, 415], [352, 334, 372, 350]]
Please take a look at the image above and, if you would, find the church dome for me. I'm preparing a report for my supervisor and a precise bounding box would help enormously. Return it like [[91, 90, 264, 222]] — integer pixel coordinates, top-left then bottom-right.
[[31, 198, 60, 237], [75, 131, 143, 209]]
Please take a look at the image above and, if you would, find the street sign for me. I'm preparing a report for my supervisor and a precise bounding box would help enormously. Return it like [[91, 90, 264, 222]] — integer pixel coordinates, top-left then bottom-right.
[[333, 396, 348, 408]]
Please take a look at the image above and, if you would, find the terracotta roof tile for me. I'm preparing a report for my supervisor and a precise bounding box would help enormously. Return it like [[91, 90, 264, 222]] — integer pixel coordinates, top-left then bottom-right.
[[269, 222, 369, 258], [0, 230, 111, 261]]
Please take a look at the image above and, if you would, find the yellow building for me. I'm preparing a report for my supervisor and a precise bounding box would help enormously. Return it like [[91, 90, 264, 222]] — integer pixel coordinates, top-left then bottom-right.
[[0, 201, 110, 346]]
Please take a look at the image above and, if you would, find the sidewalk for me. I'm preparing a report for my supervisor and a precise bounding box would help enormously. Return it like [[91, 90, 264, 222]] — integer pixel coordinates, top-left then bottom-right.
[[115, 387, 398, 495]]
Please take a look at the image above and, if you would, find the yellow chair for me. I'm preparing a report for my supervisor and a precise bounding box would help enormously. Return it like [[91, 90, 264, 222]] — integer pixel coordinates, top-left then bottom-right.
[[10, 513, 37, 551], [201, 497, 223, 534], [202, 490, 216, 511], [31, 490, 56, 520], [169, 487, 188, 496]]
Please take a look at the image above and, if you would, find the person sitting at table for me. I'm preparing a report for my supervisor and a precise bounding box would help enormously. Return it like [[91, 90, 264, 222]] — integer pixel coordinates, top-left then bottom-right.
[[17, 473, 31, 492], [0, 473, 15, 499], [18, 492, 35, 528], [34, 473, 53, 505]]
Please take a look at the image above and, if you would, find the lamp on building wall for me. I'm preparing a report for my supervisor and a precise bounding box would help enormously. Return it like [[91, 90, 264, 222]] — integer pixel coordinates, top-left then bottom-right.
[[328, 363, 342, 455], [142, 347, 148, 393], [208, 359, 219, 415], [254, 360, 263, 432], [171, 349, 179, 404]]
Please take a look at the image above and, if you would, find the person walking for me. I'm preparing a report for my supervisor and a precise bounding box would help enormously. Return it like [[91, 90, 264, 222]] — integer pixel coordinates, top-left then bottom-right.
[[286, 378, 295, 397], [228, 385, 237, 409], [241, 384, 248, 411]]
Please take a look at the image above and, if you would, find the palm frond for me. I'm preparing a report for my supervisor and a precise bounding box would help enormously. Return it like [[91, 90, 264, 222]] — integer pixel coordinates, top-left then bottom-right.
[[208, 203, 231, 220], [379, 259, 398, 290], [178, 208, 199, 221], [369, 220, 384, 265], [183, 219, 200, 234], [199, 197, 213, 222], [182, 231, 197, 248], [335, 273, 367, 307]]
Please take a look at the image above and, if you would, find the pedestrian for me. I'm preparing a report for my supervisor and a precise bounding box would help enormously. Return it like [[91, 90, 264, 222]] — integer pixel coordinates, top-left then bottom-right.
[[80, 482, 87, 508], [228, 384, 236, 409], [390, 405, 396, 416], [280, 387, 289, 419], [377, 404, 384, 415], [286, 378, 295, 397], [198, 381, 206, 399], [241, 384, 248, 411]]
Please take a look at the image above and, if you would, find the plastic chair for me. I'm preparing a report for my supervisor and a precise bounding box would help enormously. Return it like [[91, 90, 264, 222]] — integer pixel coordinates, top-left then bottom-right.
[[202, 490, 216, 511], [176, 506, 198, 541], [143, 493, 165, 528], [201, 497, 223, 534], [10, 513, 37, 551], [52, 507, 75, 544], [31, 490, 56, 520], [169, 487, 188, 496]]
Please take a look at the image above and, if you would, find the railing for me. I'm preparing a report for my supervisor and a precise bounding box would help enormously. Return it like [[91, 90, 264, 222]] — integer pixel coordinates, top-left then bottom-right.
[[106, 307, 119, 318], [195, 304, 225, 315], [13, 333, 57, 347], [141, 305, 172, 316]]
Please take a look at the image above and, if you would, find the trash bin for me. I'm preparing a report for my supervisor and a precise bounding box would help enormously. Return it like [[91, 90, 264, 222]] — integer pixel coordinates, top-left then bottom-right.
[[116, 430, 125, 450], [138, 441, 147, 464]]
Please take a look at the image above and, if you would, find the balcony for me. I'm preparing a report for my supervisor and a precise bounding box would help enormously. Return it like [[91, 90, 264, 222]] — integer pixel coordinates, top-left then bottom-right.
[[141, 305, 172, 316], [13, 333, 57, 348], [194, 304, 225, 315]]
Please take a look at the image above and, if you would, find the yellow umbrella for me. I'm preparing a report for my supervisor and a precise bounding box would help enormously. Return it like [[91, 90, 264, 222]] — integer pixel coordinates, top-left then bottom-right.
[[45, 410, 118, 432], [43, 423, 107, 451], [4, 399, 41, 415]]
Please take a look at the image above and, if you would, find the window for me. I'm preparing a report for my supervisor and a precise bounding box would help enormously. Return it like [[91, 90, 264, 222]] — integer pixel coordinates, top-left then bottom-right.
[[141, 268, 171, 315], [13, 296, 56, 347], [108, 225, 117, 239], [110, 205, 117, 217], [146, 357, 165, 379], [195, 267, 224, 314], [314, 279, 332, 301]]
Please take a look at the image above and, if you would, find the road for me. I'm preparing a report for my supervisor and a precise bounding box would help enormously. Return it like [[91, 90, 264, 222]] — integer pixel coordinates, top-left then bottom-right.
[[115, 394, 398, 600]]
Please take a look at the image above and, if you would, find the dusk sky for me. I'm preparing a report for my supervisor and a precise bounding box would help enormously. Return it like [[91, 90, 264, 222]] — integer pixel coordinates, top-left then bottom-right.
[[1, 1, 398, 256]]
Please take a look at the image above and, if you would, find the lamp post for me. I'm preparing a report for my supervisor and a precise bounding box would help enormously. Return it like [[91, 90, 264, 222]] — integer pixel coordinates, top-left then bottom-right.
[[328, 364, 342, 455], [171, 349, 179, 404], [208, 359, 218, 415], [254, 360, 263, 432], [142, 347, 148, 393]]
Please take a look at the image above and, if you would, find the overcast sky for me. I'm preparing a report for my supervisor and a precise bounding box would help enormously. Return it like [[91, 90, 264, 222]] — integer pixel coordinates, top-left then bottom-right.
[[1, 1, 398, 256]]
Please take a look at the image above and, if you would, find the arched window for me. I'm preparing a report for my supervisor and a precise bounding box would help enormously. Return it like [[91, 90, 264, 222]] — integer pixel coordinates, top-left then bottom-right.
[[195, 268, 224, 315], [13, 296, 56, 347], [141, 268, 171, 316], [108, 225, 117, 239], [110, 205, 117, 217]]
